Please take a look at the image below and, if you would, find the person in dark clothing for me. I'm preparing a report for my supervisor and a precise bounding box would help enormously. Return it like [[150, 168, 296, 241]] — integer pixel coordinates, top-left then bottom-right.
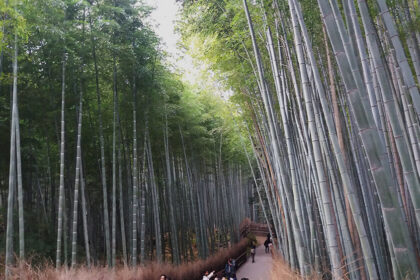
[[250, 243, 256, 263], [264, 239, 269, 254], [225, 258, 236, 279]]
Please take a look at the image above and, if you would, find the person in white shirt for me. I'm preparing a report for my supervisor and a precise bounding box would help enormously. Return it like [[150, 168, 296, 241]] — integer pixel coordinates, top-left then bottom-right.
[[202, 270, 215, 280]]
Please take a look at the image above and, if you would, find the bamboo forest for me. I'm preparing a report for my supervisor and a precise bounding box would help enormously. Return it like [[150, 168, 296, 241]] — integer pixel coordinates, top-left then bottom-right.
[[1, 0, 420, 279]]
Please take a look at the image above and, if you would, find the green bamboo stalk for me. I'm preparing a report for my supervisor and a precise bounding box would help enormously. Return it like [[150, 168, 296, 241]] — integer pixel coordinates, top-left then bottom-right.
[[79, 157, 91, 267], [319, 0, 419, 276], [71, 90, 83, 267], [131, 75, 138, 266], [374, 0, 420, 118]]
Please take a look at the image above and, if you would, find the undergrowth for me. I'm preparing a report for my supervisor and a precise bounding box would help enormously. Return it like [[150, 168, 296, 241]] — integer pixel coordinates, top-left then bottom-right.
[[2, 238, 250, 280], [270, 253, 322, 280]]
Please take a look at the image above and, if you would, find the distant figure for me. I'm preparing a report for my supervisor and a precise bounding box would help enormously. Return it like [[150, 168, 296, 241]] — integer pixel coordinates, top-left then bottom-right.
[[268, 238, 273, 254], [264, 238, 269, 254], [225, 258, 236, 279], [202, 270, 215, 280], [250, 243, 256, 263], [159, 275, 167, 280]]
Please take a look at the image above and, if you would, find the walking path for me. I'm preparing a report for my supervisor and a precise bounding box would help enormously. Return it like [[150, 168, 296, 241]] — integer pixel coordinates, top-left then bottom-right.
[[236, 244, 272, 280]]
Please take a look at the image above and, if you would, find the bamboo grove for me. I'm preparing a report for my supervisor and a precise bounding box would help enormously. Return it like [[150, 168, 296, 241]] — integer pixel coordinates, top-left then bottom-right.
[[179, 0, 420, 279], [0, 0, 255, 276]]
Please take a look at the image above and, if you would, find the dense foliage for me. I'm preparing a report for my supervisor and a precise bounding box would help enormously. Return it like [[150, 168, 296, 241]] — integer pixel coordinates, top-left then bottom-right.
[[2, 0, 420, 279], [179, 0, 420, 279], [0, 0, 254, 272]]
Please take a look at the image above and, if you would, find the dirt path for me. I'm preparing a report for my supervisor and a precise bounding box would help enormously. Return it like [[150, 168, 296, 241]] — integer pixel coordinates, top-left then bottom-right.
[[236, 244, 272, 280]]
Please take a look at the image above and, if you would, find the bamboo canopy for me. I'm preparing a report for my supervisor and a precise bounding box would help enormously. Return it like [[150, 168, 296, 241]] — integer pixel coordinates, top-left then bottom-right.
[[1, 0, 420, 279]]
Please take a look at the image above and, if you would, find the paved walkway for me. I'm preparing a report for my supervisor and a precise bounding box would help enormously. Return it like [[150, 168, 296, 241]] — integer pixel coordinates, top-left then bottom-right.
[[236, 244, 272, 280]]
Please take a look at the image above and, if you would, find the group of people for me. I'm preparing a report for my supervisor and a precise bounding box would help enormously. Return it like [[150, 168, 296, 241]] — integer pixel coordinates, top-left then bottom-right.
[[160, 257, 237, 280], [201, 238, 271, 279], [202, 257, 237, 280], [163, 239, 269, 280]]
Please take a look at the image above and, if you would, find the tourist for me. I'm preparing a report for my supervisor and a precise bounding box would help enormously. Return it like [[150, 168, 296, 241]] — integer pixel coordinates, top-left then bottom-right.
[[224, 258, 236, 279], [231, 258, 237, 280], [264, 238, 269, 254], [202, 270, 215, 280], [250, 243, 256, 263], [268, 238, 273, 253]]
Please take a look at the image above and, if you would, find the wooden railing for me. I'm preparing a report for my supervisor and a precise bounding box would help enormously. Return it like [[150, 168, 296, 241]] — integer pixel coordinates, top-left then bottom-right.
[[192, 221, 273, 279], [214, 249, 248, 278], [204, 221, 273, 278], [240, 221, 275, 238]]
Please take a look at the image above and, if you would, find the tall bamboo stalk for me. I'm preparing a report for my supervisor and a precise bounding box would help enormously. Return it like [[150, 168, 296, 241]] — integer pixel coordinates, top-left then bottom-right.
[[56, 55, 66, 268], [111, 59, 117, 268], [318, 0, 419, 276], [131, 74, 138, 266], [89, 9, 111, 266], [71, 88, 83, 267]]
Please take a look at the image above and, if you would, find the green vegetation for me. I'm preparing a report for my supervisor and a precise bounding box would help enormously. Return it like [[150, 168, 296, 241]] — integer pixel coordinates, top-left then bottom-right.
[[0, 0, 252, 274], [1, 0, 420, 279], [180, 0, 420, 279]]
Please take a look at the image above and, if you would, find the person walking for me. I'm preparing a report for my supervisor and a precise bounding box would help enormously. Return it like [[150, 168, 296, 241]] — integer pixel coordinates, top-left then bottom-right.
[[202, 270, 215, 280], [268, 238, 273, 254], [250, 243, 256, 263], [264, 238, 269, 254]]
